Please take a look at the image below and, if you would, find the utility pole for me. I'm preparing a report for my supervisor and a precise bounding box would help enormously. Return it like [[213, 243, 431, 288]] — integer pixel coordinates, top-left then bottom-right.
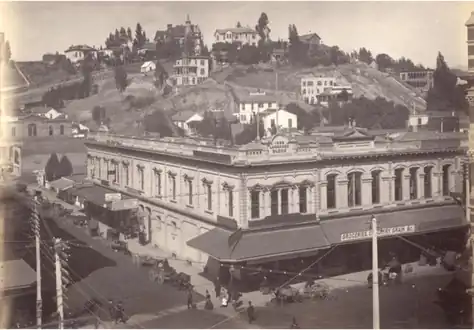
[[54, 238, 65, 330], [31, 195, 42, 329], [371, 215, 380, 330]]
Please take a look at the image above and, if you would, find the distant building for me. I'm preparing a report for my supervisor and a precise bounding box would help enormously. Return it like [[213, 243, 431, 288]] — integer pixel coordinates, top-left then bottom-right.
[[261, 109, 297, 135], [72, 123, 90, 138], [172, 56, 209, 86], [399, 71, 434, 91], [214, 26, 259, 46], [231, 90, 279, 124], [154, 15, 203, 56], [301, 76, 352, 106], [171, 110, 204, 134], [299, 33, 322, 49], [141, 61, 156, 74], [29, 107, 67, 120], [64, 45, 98, 64], [407, 110, 465, 133]]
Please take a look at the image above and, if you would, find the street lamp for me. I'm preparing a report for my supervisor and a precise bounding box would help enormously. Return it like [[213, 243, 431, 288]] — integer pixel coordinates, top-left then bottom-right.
[[371, 215, 380, 330]]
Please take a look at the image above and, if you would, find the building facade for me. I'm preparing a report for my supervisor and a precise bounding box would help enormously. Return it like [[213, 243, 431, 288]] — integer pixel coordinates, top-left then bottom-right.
[[154, 16, 203, 56], [301, 76, 352, 105], [262, 109, 297, 135], [85, 129, 468, 274], [214, 26, 259, 46], [399, 70, 434, 91], [172, 56, 209, 86], [64, 45, 98, 65], [232, 90, 279, 124]]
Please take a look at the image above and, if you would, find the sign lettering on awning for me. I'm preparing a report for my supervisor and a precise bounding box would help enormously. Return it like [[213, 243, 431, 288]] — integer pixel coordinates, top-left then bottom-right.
[[340, 225, 416, 242]]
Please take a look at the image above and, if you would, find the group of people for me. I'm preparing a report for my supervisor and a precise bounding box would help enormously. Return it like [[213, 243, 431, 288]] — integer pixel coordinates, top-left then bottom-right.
[[108, 300, 127, 324]]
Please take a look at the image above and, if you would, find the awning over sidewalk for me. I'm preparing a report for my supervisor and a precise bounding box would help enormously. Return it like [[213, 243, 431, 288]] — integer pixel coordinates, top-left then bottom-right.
[[321, 203, 467, 244], [187, 224, 330, 263], [0, 259, 36, 292], [69, 184, 138, 210], [49, 177, 75, 191]]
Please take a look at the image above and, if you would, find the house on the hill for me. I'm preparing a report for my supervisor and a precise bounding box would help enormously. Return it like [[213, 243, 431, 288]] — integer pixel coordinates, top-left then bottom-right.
[[138, 42, 157, 59], [172, 111, 204, 134], [299, 33, 322, 49], [154, 15, 203, 55], [141, 61, 156, 74], [232, 89, 279, 124], [214, 26, 259, 46], [407, 110, 466, 133], [261, 109, 297, 136], [400, 70, 434, 92], [30, 107, 67, 120], [64, 45, 98, 64], [172, 56, 209, 86]]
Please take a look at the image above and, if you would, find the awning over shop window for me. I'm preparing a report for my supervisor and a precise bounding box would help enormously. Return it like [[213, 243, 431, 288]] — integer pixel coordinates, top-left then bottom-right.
[[187, 224, 330, 263], [321, 203, 467, 245], [49, 177, 75, 191]]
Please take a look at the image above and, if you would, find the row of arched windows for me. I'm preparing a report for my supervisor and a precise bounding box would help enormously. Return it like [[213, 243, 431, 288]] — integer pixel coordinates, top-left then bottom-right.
[[326, 164, 452, 209]]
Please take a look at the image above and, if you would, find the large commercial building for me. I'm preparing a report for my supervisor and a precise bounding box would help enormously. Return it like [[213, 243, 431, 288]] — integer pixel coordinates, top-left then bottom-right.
[[85, 127, 469, 281]]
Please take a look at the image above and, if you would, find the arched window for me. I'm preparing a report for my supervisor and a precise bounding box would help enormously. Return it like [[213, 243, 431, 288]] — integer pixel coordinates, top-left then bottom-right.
[[371, 170, 382, 204], [424, 166, 433, 198], [14, 150, 19, 165], [327, 174, 337, 209], [250, 190, 260, 219], [394, 168, 404, 201], [409, 167, 419, 200], [49, 126, 54, 136], [442, 164, 451, 195], [60, 125, 65, 135], [28, 124, 37, 137], [347, 172, 362, 207]]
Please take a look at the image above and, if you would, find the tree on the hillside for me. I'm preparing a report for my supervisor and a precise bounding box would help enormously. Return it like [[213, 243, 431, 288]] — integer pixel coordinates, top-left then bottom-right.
[[126, 27, 133, 41], [80, 53, 94, 98], [143, 110, 175, 137], [57, 155, 73, 179], [120, 27, 127, 39], [375, 53, 394, 71], [358, 47, 373, 64], [236, 21, 242, 28], [114, 65, 128, 93], [329, 46, 350, 66], [154, 61, 169, 91], [238, 45, 260, 65], [286, 103, 319, 130], [328, 96, 409, 129], [135, 23, 146, 48], [288, 24, 305, 65], [114, 29, 120, 41], [45, 153, 61, 182], [256, 13, 271, 62], [426, 52, 468, 113], [92, 106, 106, 126], [201, 45, 210, 56], [235, 119, 264, 145]]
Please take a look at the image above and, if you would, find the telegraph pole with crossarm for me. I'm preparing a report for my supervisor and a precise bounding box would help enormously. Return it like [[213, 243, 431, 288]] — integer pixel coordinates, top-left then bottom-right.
[[30, 195, 42, 329], [370, 215, 380, 329]]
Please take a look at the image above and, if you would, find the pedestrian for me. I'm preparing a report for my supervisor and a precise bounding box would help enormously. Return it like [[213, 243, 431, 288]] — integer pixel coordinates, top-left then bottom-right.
[[205, 289, 211, 301], [214, 277, 221, 298], [247, 301, 255, 324], [204, 296, 214, 310], [290, 317, 300, 329], [115, 301, 126, 324], [107, 300, 115, 321], [187, 289, 194, 309]]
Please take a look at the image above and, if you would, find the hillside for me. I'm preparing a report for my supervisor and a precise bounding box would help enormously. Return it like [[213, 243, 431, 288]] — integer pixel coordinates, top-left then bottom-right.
[[224, 62, 426, 110], [1, 62, 29, 91]]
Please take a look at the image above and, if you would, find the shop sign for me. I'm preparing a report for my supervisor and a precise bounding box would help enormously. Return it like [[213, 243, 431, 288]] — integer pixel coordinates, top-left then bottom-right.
[[109, 199, 138, 211], [340, 225, 416, 242], [105, 193, 122, 202]]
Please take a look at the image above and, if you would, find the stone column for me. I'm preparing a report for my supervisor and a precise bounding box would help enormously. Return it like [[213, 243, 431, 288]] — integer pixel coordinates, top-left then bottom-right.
[[403, 174, 411, 201], [337, 179, 348, 209], [433, 172, 441, 197], [277, 189, 282, 214], [319, 182, 327, 211], [361, 175, 372, 207], [418, 173, 425, 199], [293, 186, 299, 214], [265, 189, 271, 217]]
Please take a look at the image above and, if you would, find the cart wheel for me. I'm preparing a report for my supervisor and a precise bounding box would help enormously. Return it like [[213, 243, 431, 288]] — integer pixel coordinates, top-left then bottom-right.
[[149, 270, 157, 282], [157, 273, 165, 284]]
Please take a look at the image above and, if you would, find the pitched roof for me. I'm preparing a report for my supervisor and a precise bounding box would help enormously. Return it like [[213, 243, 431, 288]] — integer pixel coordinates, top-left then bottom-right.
[[0, 259, 36, 291], [49, 177, 75, 191], [299, 33, 322, 43], [466, 12, 474, 26], [171, 110, 199, 122], [215, 27, 257, 34], [232, 89, 278, 103], [140, 42, 157, 51], [65, 45, 96, 53]]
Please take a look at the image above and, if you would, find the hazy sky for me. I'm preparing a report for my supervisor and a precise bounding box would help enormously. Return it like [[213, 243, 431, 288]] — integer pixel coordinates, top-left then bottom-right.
[[1, 1, 473, 68]]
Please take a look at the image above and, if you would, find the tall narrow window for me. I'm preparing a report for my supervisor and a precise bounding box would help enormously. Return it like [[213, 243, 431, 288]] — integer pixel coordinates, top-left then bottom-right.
[[60, 125, 65, 135], [327, 174, 337, 209], [154, 170, 162, 197], [228, 190, 234, 217], [409, 167, 418, 200], [281, 189, 289, 214], [299, 186, 307, 213], [372, 170, 381, 204], [170, 175, 177, 200], [113, 162, 119, 183], [97, 159, 102, 179], [90, 158, 95, 178], [442, 164, 451, 196], [271, 190, 278, 215], [11, 127, 16, 137], [250, 190, 260, 219], [394, 168, 404, 201], [188, 179, 193, 205], [424, 166, 432, 198], [49, 126, 54, 136], [347, 172, 362, 207], [137, 167, 144, 191], [123, 164, 129, 186], [206, 184, 212, 210]]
